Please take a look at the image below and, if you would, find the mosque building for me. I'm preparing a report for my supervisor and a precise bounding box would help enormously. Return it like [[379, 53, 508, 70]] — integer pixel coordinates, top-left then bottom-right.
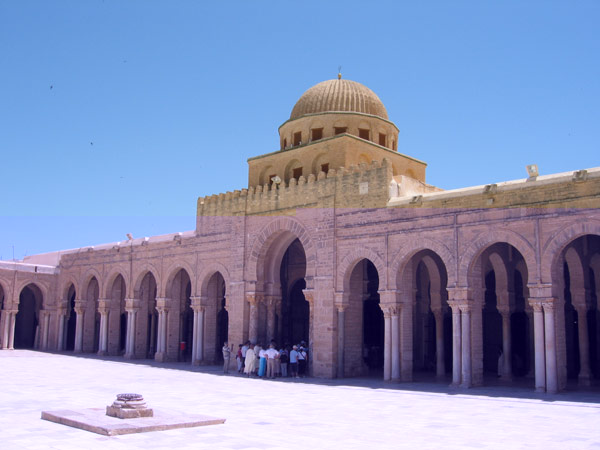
[[1, 76, 599, 393]]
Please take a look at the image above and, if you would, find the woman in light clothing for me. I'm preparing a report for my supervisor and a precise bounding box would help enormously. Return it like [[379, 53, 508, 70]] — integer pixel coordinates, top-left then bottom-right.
[[244, 344, 257, 377]]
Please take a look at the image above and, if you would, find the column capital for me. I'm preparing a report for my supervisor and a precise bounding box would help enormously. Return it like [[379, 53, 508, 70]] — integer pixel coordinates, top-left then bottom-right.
[[246, 293, 262, 305], [446, 299, 467, 311], [155, 297, 172, 312], [190, 296, 209, 309], [334, 303, 347, 313], [542, 299, 557, 312], [97, 298, 111, 314], [302, 289, 314, 305], [265, 295, 281, 309], [527, 299, 545, 312], [446, 287, 469, 302], [124, 298, 141, 312], [379, 303, 400, 318]]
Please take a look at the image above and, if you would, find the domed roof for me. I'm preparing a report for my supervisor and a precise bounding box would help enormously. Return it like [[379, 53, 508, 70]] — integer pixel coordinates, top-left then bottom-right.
[[290, 78, 388, 121]]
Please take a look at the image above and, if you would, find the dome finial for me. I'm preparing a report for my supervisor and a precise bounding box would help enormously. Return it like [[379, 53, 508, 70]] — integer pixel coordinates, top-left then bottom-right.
[[338, 65, 342, 80]]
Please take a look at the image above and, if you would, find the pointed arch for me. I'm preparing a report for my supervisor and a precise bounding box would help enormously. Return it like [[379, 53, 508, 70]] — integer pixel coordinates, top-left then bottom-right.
[[337, 246, 386, 292], [246, 217, 316, 290], [542, 220, 600, 285], [389, 236, 455, 290], [162, 260, 196, 298], [459, 229, 536, 287]]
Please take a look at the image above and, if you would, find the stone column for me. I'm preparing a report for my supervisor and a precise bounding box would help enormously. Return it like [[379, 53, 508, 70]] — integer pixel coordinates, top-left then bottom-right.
[[41, 311, 50, 350], [1, 310, 10, 349], [543, 300, 558, 394], [124, 298, 140, 359], [74, 301, 85, 353], [335, 302, 346, 379], [447, 300, 462, 386], [572, 288, 591, 386], [499, 308, 512, 380], [8, 310, 17, 350], [56, 307, 66, 351], [266, 296, 280, 344], [391, 307, 400, 381], [528, 300, 546, 392], [432, 308, 445, 378], [97, 299, 110, 356], [525, 309, 535, 378], [302, 289, 315, 376], [399, 298, 413, 382], [247, 294, 260, 344], [155, 297, 170, 362], [380, 305, 392, 381], [190, 296, 206, 365], [459, 302, 472, 388]]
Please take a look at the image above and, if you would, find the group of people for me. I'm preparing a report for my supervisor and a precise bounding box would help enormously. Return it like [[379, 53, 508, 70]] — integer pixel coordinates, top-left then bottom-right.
[[222, 340, 308, 379]]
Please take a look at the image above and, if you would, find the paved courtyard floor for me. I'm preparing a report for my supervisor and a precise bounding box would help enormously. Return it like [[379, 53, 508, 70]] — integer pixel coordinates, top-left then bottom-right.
[[1, 350, 599, 449]]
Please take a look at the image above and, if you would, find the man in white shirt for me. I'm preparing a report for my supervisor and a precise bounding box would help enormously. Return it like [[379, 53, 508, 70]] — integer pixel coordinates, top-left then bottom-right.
[[265, 344, 279, 379]]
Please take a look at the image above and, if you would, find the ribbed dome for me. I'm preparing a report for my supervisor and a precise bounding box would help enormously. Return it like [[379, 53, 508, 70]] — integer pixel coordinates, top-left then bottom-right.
[[290, 79, 388, 121]]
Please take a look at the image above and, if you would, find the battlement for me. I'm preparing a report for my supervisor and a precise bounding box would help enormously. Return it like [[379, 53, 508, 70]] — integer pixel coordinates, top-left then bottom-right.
[[197, 158, 394, 222]]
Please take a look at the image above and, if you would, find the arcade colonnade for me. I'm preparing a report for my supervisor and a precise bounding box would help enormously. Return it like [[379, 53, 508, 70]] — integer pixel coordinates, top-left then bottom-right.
[[1, 218, 599, 394]]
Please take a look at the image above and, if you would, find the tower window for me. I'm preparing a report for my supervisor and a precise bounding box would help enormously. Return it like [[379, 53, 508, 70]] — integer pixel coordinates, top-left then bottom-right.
[[293, 132, 302, 146], [334, 127, 347, 135], [321, 163, 329, 174], [359, 128, 370, 140], [283, 138, 287, 149], [311, 128, 323, 141], [379, 133, 386, 146], [293, 167, 303, 179]]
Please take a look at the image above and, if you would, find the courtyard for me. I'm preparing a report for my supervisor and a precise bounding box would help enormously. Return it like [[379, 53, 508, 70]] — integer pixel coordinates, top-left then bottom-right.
[[0, 351, 599, 449]]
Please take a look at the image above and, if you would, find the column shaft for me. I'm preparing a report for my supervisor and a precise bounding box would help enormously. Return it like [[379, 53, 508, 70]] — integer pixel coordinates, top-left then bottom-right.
[[433, 310, 445, 378], [544, 302, 558, 394], [500, 311, 512, 380], [391, 313, 400, 380], [460, 306, 472, 388], [575, 305, 591, 385], [337, 308, 345, 378], [383, 313, 391, 381], [451, 306, 461, 386]]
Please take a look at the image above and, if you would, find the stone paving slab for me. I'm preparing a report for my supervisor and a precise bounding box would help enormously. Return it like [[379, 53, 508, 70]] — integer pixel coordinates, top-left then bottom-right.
[[41, 408, 225, 436], [1, 350, 600, 449]]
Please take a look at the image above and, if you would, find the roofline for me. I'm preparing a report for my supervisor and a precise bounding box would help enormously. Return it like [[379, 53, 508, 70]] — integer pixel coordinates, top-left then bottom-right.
[[247, 133, 426, 166], [278, 111, 400, 133]]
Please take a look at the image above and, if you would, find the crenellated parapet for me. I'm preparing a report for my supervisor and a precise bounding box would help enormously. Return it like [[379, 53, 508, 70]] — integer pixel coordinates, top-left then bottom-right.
[[197, 158, 394, 221]]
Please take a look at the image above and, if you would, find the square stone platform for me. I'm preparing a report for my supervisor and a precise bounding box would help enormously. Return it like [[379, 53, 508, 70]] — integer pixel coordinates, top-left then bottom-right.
[[41, 408, 225, 436]]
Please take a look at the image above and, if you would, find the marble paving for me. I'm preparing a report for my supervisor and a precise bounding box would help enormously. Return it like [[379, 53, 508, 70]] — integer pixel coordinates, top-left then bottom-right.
[[1, 350, 600, 449]]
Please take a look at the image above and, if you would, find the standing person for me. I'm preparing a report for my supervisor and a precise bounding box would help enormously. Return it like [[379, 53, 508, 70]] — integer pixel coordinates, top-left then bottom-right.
[[258, 345, 267, 378], [236, 344, 243, 373], [222, 342, 231, 374], [289, 345, 299, 378], [241, 341, 249, 372], [280, 346, 289, 377], [266, 344, 278, 379], [244, 344, 257, 377], [298, 346, 307, 377]]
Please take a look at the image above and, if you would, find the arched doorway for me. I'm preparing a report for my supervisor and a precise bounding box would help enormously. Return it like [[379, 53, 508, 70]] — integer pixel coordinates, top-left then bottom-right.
[[15, 284, 43, 349], [280, 240, 308, 347], [107, 274, 126, 356], [345, 258, 383, 376], [397, 250, 451, 381], [169, 269, 192, 362], [470, 243, 532, 386], [202, 271, 228, 363], [83, 277, 100, 353], [252, 234, 308, 351], [65, 284, 77, 351], [559, 235, 600, 386], [137, 272, 157, 359]]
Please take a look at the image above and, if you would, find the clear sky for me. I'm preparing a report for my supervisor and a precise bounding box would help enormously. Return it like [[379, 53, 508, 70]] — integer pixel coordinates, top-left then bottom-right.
[[1, 1, 598, 261]]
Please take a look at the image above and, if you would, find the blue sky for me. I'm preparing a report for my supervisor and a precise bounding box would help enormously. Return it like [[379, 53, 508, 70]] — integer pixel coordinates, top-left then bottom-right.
[[1, 1, 598, 260]]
